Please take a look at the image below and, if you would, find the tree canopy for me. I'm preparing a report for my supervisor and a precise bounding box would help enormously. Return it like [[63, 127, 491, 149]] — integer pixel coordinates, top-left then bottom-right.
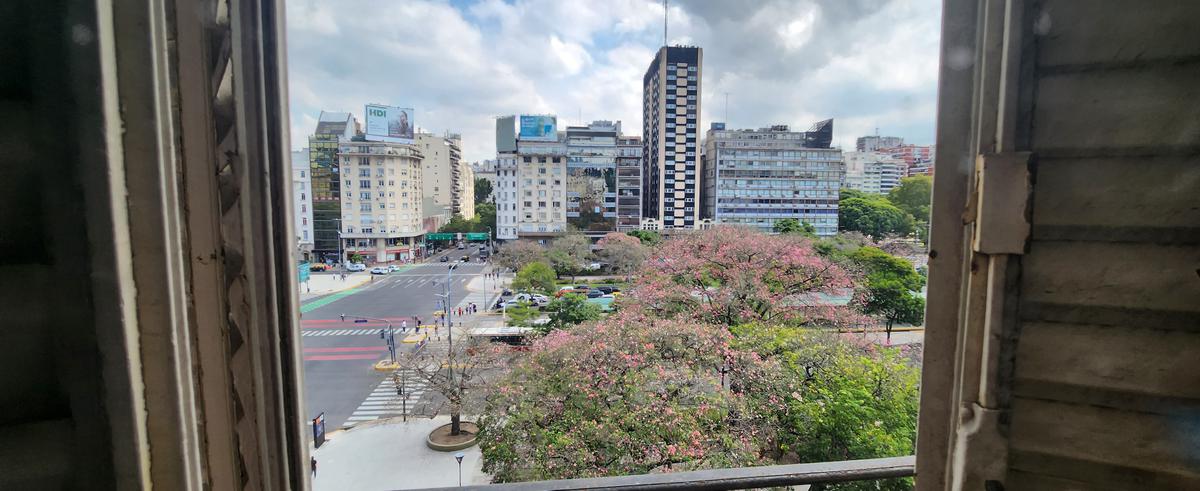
[[597, 232, 649, 274], [510, 261, 557, 295], [546, 233, 592, 278], [838, 196, 914, 239], [849, 247, 926, 340], [886, 175, 931, 222], [474, 177, 493, 205], [625, 229, 662, 246], [539, 293, 602, 334], [493, 240, 545, 271], [773, 218, 818, 237]]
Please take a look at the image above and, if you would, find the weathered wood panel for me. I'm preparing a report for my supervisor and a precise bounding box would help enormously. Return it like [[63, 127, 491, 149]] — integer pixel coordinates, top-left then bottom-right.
[[1021, 241, 1200, 312], [1009, 398, 1200, 478], [1032, 157, 1200, 229], [1015, 322, 1200, 398], [1036, 0, 1200, 66], [1032, 65, 1200, 151]]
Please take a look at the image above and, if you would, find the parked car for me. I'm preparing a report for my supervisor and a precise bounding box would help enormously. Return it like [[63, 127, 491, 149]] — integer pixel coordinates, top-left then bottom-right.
[[346, 263, 366, 272], [387, 265, 400, 272], [370, 266, 388, 275], [500, 289, 513, 297], [595, 286, 614, 295], [513, 293, 549, 306], [586, 290, 604, 299], [309, 263, 331, 272], [439, 255, 449, 262], [555, 285, 589, 297]]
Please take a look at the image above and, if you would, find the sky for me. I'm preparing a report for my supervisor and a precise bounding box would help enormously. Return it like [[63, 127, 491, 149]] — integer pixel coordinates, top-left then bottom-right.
[[286, 0, 942, 162]]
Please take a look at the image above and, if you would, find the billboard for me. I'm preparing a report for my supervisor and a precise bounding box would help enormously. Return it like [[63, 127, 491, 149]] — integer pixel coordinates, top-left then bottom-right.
[[518, 115, 557, 141], [364, 104, 414, 143]]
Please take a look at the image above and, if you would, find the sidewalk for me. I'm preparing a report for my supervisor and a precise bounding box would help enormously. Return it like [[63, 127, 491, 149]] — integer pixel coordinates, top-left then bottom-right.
[[300, 272, 371, 303], [312, 416, 489, 490]]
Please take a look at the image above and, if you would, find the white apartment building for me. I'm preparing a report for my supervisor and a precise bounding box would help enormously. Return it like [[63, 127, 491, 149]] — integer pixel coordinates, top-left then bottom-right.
[[416, 132, 474, 221], [494, 153, 568, 241], [455, 159, 475, 219], [494, 156, 518, 239], [843, 151, 906, 195], [291, 149, 313, 261], [338, 141, 425, 263]]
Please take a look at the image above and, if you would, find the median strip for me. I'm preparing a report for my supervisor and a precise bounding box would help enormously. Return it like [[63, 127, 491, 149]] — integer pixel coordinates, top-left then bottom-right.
[[300, 287, 362, 313]]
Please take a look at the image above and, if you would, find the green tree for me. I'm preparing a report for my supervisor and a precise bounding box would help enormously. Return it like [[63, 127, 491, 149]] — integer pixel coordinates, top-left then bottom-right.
[[626, 229, 661, 246], [510, 261, 557, 295], [731, 325, 919, 491], [773, 218, 817, 237], [476, 202, 497, 235], [503, 301, 539, 327], [349, 253, 363, 263], [597, 232, 648, 274], [474, 177, 493, 205], [849, 247, 926, 341], [838, 197, 914, 239], [539, 293, 602, 334], [886, 175, 932, 222], [439, 214, 474, 233]]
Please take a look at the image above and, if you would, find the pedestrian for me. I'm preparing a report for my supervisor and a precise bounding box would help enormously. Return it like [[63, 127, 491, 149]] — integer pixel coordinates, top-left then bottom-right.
[[311, 457, 317, 478]]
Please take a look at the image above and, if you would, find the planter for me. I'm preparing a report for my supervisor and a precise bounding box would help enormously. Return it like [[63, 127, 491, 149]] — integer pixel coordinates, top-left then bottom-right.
[[425, 421, 479, 451]]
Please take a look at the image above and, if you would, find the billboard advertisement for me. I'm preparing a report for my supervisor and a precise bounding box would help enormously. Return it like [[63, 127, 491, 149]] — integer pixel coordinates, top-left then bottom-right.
[[518, 115, 557, 141], [364, 104, 414, 143]]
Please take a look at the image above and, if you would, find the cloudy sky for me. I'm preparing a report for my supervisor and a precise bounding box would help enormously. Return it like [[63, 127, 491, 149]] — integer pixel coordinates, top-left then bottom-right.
[[286, 0, 941, 162]]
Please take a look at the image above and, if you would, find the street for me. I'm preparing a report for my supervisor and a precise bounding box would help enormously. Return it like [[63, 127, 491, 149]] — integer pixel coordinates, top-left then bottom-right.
[[300, 245, 499, 431]]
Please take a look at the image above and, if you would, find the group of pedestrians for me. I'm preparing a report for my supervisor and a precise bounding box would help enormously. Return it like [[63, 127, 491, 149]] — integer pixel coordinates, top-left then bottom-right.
[[449, 303, 479, 317]]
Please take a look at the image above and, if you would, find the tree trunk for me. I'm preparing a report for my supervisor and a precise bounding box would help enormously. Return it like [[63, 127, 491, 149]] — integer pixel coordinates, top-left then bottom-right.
[[886, 319, 894, 344], [450, 412, 461, 436]]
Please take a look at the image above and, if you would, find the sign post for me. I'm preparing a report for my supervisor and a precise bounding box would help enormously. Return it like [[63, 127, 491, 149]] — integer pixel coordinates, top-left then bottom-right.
[[312, 412, 326, 448]]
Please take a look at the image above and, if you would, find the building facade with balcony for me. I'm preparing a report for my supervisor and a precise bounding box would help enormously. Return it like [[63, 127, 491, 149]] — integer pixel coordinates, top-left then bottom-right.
[[616, 135, 643, 231], [337, 141, 425, 263], [701, 122, 844, 236]]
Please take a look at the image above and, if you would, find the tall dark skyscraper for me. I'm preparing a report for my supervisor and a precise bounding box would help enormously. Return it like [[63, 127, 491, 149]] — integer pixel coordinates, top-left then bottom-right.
[[642, 45, 702, 229]]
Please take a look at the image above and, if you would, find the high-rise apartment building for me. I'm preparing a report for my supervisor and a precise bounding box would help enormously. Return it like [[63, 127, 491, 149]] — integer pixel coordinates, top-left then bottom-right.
[[616, 135, 643, 231], [291, 149, 313, 261], [337, 141, 425, 262], [702, 122, 844, 236], [856, 135, 905, 152], [642, 46, 702, 230], [494, 152, 568, 241], [878, 144, 935, 176], [308, 111, 357, 263], [416, 132, 472, 222], [456, 161, 475, 219], [843, 151, 906, 195]]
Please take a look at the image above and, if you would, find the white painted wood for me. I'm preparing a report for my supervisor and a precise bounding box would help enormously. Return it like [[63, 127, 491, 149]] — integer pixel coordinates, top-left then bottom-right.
[[1021, 241, 1200, 312], [1033, 157, 1200, 228], [1016, 322, 1200, 398], [1036, 0, 1200, 66]]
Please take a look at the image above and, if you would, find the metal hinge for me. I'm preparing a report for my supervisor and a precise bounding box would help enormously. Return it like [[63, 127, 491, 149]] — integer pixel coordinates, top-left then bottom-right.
[[972, 152, 1032, 254]]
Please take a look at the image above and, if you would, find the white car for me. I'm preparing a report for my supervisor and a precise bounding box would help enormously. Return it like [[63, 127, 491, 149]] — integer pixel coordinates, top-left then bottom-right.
[[346, 263, 366, 272], [387, 265, 401, 272], [513, 293, 550, 306], [370, 266, 388, 275]]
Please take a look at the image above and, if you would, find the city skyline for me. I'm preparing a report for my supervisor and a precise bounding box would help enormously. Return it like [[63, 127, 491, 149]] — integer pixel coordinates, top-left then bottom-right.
[[286, 0, 941, 162]]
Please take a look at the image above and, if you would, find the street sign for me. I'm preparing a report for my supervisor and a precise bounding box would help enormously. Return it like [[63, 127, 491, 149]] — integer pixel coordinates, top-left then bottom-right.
[[426, 233, 455, 241], [465, 232, 490, 241], [313, 413, 326, 448]]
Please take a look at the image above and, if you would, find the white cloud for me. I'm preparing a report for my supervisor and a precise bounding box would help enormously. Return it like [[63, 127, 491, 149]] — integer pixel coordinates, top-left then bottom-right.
[[286, 0, 941, 161]]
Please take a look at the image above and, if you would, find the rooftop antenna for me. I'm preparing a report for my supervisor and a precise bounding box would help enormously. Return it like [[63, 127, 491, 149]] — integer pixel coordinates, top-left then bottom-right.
[[663, 0, 668, 47]]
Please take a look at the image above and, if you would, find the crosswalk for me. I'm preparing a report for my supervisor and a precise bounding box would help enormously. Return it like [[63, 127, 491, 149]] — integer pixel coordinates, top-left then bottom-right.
[[344, 369, 429, 423], [301, 328, 390, 337]]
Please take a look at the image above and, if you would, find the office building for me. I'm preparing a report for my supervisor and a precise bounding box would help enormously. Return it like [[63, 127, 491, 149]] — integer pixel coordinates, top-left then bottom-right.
[[564, 121, 622, 233], [843, 151, 906, 195], [616, 135, 643, 231], [308, 111, 357, 263], [878, 144, 936, 176], [701, 122, 844, 236], [494, 115, 570, 242], [642, 45, 702, 230], [291, 149, 313, 261], [338, 141, 425, 262], [856, 135, 905, 152]]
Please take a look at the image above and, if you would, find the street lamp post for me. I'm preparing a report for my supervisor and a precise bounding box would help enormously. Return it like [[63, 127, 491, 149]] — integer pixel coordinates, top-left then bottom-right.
[[341, 314, 396, 363], [454, 452, 465, 486]]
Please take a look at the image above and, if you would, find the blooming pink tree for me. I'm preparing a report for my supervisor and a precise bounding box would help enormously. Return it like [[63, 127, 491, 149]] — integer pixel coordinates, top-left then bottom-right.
[[478, 312, 777, 482], [627, 226, 854, 327]]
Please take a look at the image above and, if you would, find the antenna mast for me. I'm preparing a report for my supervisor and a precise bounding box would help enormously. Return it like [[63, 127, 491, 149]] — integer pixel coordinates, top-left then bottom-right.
[[663, 0, 668, 47]]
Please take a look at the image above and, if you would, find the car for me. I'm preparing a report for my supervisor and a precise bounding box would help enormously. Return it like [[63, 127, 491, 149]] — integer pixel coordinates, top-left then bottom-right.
[[457, 243, 465, 250], [439, 256, 449, 262], [596, 286, 614, 294], [555, 286, 589, 297], [513, 293, 550, 306], [460, 255, 470, 262], [500, 289, 514, 297], [346, 263, 366, 272], [370, 267, 388, 275], [586, 290, 604, 299], [309, 263, 331, 272], [387, 265, 400, 272]]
